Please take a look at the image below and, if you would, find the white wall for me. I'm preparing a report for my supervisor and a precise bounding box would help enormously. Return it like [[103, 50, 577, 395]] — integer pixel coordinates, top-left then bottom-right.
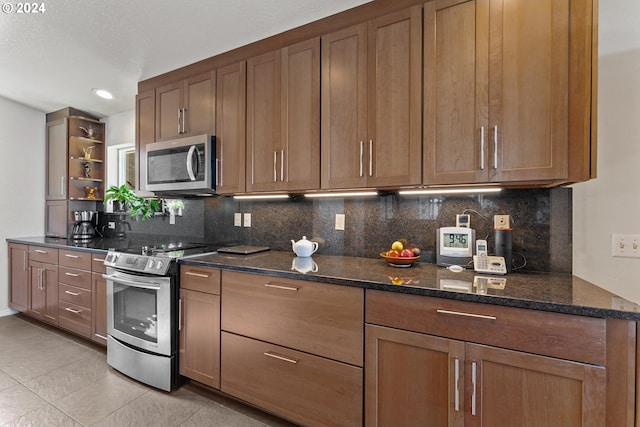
[[104, 109, 135, 188], [572, 1, 640, 303], [0, 97, 45, 316]]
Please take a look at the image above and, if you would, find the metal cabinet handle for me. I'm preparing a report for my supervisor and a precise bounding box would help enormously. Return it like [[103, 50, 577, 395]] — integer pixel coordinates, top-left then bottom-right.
[[64, 290, 81, 296], [37, 268, 42, 291], [178, 298, 183, 331], [41, 267, 47, 290], [65, 272, 80, 277], [264, 351, 298, 364], [64, 307, 82, 314], [182, 107, 187, 134], [273, 151, 278, 182], [480, 126, 485, 170], [185, 271, 210, 278], [34, 249, 47, 254], [471, 361, 478, 416], [436, 309, 496, 320], [23, 252, 27, 271], [177, 109, 182, 135], [454, 357, 460, 412], [359, 141, 364, 177], [264, 283, 299, 292], [493, 125, 498, 169], [93, 258, 105, 263], [61, 176, 65, 196], [281, 149, 284, 182], [64, 254, 79, 259], [369, 139, 373, 177]]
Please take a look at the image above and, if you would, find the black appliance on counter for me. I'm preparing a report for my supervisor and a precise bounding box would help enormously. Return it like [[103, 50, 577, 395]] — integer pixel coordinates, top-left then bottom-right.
[[103, 241, 216, 391]]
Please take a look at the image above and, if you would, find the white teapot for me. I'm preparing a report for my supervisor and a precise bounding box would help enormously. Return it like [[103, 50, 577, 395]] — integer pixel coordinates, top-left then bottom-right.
[[291, 236, 318, 257], [291, 257, 319, 274]]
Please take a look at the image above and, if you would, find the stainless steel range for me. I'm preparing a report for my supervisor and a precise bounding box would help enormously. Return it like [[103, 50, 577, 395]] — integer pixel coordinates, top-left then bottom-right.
[[103, 242, 215, 391]]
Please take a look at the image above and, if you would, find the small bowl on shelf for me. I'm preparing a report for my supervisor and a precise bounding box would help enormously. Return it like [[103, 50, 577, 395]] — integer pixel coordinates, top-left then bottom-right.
[[380, 252, 420, 268]]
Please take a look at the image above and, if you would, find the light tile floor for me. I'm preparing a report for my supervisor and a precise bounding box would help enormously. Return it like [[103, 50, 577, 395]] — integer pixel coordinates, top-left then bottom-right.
[[0, 314, 298, 427]]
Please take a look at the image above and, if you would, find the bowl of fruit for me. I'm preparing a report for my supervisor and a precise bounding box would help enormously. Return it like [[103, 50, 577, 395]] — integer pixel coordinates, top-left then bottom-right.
[[380, 240, 421, 267]]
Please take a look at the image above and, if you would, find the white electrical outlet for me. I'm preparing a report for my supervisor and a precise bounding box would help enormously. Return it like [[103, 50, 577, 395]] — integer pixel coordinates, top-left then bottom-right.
[[335, 213, 345, 231], [234, 213, 242, 227], [107, 221, 116, 229], [494, 214, 511, 229], [243, 213, 252, 227], [611, 234, 640, 258]]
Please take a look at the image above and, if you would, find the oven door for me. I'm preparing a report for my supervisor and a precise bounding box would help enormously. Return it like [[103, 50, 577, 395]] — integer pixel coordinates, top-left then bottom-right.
[[104, 267, 173, 356]]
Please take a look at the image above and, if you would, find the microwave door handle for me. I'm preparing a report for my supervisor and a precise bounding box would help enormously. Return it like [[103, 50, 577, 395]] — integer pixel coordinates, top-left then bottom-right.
[[186, 145, 197, 181]]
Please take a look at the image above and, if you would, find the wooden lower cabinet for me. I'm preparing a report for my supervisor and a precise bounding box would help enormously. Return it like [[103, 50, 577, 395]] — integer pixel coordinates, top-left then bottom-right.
[[8, 243, 29, 312], [222, 331, 363, 427], [179, 266, 221, 388], [28, 260, 58, 326], [365, 324, 606, 427]]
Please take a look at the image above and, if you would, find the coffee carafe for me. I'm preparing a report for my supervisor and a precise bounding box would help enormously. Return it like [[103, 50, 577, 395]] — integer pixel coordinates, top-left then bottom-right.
[[71, 211, 97, 241]]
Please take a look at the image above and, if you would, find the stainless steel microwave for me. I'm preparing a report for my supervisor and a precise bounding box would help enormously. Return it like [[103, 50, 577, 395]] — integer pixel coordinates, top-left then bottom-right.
[[145, 134, 216, 195]]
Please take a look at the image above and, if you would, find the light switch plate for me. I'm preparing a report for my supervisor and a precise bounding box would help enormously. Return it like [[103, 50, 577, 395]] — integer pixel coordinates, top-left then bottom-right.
[[234, 213, 242, 227], [243, 213, 252, 228], [335, 213, 345, 231]]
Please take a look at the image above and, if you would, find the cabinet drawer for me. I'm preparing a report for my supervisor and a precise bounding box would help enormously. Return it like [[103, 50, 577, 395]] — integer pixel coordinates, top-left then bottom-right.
[[181, 266, 220, 294], [222, 270, 363, 366], [58, 300, 91, 338], [91, 253, 107, 274], [59, 249, 92, 270], [59, 283, 92, 308], [366, 290, 606, 365], [221, 332, 362, 427], [29, 246, 58, 264], [58, 266, 91, 290]]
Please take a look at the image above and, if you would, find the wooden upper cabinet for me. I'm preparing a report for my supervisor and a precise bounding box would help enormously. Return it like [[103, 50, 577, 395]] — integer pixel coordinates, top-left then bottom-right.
[[322, 6, 422, 190], [155, 71, 215, 141], [215, 61, 246, 195], [247, 38, 320, 193], [135, 89, 155, 191], [424, 0, 586, 185], [46, 118, 68, 200]]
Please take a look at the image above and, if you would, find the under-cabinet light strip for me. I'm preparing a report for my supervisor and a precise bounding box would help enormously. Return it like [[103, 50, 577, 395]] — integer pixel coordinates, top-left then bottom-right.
[[233, 194, 290, 200], [304, 191, 378, 198], [398, 187, 502, 196]]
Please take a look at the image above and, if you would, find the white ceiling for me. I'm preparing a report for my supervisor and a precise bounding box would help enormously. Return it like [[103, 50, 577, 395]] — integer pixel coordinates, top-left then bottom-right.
[[0, 0, 370, 118]]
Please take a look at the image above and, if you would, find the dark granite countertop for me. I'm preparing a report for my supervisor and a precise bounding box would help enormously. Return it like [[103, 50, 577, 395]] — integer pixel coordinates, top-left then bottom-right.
[[180, 250, 640, 321], [9, 236, 640, 321]]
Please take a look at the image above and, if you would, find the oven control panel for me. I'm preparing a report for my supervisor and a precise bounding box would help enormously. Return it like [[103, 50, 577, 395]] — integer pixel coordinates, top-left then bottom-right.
[[104, 251, 172, 275]]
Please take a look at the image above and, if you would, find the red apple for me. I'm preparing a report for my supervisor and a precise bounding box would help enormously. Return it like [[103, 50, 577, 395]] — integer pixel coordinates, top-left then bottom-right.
[[400, 249, 414, 258]]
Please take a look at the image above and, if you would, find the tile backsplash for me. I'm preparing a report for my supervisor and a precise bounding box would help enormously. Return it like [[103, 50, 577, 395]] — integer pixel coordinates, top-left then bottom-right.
[[123, 188, 572, 273]]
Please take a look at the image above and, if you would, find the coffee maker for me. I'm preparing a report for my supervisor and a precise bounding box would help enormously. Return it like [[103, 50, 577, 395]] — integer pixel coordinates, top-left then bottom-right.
[[71, 211, 97, 241]]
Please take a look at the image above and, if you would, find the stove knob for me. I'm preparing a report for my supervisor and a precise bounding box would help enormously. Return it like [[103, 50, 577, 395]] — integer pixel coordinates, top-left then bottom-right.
[[148, 259, 155, 269], [156, 261, 164, 270]]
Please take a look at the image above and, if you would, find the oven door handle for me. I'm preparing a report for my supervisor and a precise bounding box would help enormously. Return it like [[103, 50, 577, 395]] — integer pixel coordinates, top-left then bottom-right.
[[102, 273, 162, 290]]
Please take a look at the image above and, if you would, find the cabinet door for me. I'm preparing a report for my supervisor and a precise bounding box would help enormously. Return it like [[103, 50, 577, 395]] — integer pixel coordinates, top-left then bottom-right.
[[184, 71, 215, 136], [466, 343, 606, 427], [179, 289, 220, 388], [367, 6, 422, 188], [46, 118, 67, 200], [215, 61, 246, 194], [8, 244, 29, 312], [489, 0, 569, 182], [321, 24, 368, 189], [136, 89, 155, 191], [45, 200, 68, 238], [155, 81, 183, 141], [424, 0, 488, 185], [91, 272, 107, 346], [365, 324, 465, 427], [246, 50, 281, 192], [29, 261, 58, 325]]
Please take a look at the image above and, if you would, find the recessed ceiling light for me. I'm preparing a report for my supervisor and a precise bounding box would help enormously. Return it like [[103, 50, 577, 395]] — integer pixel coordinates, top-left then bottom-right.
[[93, 88, 114, 100]]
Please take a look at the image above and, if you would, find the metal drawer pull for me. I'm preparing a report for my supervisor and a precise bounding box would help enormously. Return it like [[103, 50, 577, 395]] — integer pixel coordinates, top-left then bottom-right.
[[264, 283, 299, 292], [64, 254, 79, 259], [65, 272, 81, 277], [185, 271, 210, 278], [64, 290, 81, 296], [480, 126, 485, 170], [436, 309, 496, 320], [34, 249, 47, 254], [64, 307, 82, 314], [264, 351, 298, 364], [93, 258, 105, 263], [493, 125, 498, 169]]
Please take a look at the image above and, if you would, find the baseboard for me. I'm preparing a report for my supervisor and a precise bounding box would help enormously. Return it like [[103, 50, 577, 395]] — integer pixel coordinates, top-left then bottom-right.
[[0, 308, 18, 317]]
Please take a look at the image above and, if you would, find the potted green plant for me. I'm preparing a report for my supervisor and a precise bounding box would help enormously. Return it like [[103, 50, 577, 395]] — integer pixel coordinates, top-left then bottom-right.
[[104, 184, 161, 221]]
